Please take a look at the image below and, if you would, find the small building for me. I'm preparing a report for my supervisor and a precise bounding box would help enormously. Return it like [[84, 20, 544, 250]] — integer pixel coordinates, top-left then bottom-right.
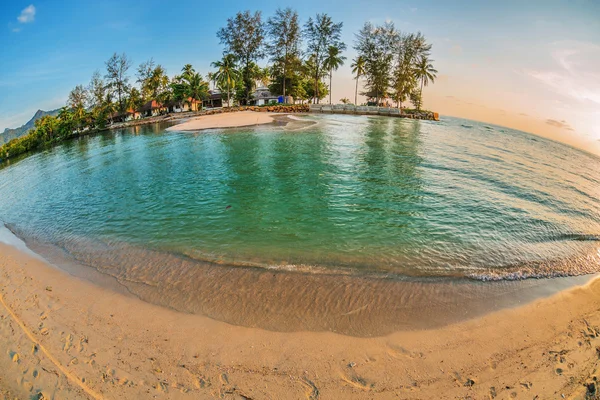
[[203, 91, 223, 109], [252, 87, 280, 106], [172, 98, 202, 113], [140, 100, 167, 117], [110, 108, 141, 123]]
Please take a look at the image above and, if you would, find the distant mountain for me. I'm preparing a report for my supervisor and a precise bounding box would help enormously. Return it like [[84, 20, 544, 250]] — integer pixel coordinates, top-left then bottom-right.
[[0, 108, 61, 145]]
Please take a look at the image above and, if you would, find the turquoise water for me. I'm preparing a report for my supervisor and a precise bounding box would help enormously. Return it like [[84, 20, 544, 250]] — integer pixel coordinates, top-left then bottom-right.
[[1, 115, 599, 280]]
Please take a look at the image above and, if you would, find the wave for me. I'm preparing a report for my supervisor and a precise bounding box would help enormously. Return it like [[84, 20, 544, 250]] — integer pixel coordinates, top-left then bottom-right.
[[467, 250, 600, 281], [550, 233, 600, 242], [6, 222, 600, 286]]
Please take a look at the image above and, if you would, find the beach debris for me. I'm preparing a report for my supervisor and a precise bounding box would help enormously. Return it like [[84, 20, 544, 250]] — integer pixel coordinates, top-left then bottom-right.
[[464, 378, 475, 387], [556, 367, 564, 375], [45, 286, 52, 292], [586, 381, 597, 397], [489, 386, 497, 399], [520, 381, 532, 390], [225, 205, 232, 210], [11, 352, 19, 363], [33, 392, 48, 400], [348, 362, 356, 368]]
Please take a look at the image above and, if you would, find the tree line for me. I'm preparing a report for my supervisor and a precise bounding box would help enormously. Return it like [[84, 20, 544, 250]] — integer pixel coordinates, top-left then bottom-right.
[[1, 8, 437, 161]]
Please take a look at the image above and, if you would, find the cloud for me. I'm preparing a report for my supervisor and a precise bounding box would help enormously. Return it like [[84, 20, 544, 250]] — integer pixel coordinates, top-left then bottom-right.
[[11, 27, 21, 33], [519, 113, 529, 117], [526, 41, 600, 107], [17, 5, 36, 23], [546, 119, 574, 131]]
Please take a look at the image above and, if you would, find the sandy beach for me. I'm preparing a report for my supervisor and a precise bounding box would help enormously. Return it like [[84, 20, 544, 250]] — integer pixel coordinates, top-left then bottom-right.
[[1, 241, 600, 399], [166, 111, 279, 132]]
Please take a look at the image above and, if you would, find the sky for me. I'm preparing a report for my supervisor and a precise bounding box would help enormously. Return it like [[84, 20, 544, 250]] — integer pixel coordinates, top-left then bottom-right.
[[1, 0, 599, 154]]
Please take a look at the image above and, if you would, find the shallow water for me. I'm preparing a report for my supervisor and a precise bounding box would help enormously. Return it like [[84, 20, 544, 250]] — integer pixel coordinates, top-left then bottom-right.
[[1, 115, 600, 334], [1, 115, 599, 279]]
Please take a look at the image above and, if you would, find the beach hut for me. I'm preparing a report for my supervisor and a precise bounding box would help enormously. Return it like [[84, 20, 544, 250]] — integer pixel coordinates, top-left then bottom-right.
[[140, 100, 166, 117]]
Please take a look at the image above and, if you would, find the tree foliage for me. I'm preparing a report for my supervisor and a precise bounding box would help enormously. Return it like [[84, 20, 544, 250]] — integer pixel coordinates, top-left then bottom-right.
[[266, 8, 301, 98], [211, 54, 241, 107], [303, 14, 345, 104], [354, 24, 436, 108], [1, 10, 437, 163], [105, 52, 131, 113], [217, 10, 265, 104]]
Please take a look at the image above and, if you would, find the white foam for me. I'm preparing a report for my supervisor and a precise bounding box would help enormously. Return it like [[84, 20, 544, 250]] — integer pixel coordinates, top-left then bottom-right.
[[0, 223, 44, 260]]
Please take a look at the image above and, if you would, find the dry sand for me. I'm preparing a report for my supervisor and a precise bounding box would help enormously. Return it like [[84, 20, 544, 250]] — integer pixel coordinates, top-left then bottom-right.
[[167, 111, 278, 132], [2, 242, 600, 399]]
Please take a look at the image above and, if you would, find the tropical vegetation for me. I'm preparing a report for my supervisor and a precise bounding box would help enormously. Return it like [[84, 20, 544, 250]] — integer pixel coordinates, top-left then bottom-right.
[[1, 8, 437, 162]]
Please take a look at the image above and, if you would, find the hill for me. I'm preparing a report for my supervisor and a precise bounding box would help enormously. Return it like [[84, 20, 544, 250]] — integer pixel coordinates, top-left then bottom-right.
[[0, 108, 61, 145]]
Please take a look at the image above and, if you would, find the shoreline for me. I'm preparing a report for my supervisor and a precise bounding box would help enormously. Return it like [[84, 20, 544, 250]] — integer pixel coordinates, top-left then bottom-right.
[[166, 110, 280, 132], [11, 225, 598, 336], [2, 239, 600, 398], [1, 104, 437, 165]]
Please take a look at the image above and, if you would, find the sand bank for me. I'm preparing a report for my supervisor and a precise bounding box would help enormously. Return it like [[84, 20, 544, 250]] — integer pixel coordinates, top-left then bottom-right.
[[2, 243, 600, 399], [166, 111, 278, 131]]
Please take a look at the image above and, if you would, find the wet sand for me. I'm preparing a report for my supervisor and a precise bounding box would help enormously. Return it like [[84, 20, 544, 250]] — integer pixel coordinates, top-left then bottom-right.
[[166, 111, 279, 131], [18, 231, 596, 336], [3, 242, 600, 399]]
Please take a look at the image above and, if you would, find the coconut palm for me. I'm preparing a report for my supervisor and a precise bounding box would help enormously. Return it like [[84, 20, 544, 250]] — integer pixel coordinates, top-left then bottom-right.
[[257, 67, 271, 88], [323, 46, 346, 104], [414, 55, 437, 110], [184, 72, 209, 111], [206, 72, 216, 90], [350, 56, 366, 105], [211, 54, 241, 108], [181, 64, 195, 81]]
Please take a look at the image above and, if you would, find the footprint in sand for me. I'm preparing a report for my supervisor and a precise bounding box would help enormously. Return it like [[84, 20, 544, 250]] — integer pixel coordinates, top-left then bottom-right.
[[300, 377, 320, 400], [77, 335, 88, 353], [62, 333, 73, 352], [219, 373, 229, 385], [22, 380, 33, 392], [386, 343, 424, 360], [339, 369, 375, 391], [9, 350, 20, 363]]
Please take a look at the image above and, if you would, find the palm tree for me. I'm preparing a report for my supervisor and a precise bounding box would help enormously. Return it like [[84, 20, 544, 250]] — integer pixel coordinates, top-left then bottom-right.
[[350, 56, 366, 105], [211, 54, 241, 108], [206, 72, 216, 90], [323, 46, 346, 105], [414, 55, 437, 111], [257, 67, 271, 88], [185, 72, 209, 111], [181, 64, 195, 81], [103, 93, 116, 125]]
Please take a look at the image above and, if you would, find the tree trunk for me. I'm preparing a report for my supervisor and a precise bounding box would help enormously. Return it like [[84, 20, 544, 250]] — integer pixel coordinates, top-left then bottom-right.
[[329, 70, 332, 105], [227, 81, 230, 108], [283, 64, 286, 100], [354, 75, 358, 105], [315, 75, 319, 104], [419, 79, 424, 111]]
